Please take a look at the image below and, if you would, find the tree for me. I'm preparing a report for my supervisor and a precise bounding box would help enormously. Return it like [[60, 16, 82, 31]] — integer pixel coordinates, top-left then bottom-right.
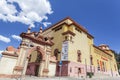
[[113, 51, 120, 74]]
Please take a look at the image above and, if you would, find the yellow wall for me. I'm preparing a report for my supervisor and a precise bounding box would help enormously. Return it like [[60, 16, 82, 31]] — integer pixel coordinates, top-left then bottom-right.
[[106, 50, 118, 71], [43, 23, 92, 65], [68, 25, 91, 65], [43, 25, 66, 60], [42, 18, 118, 75], [29, 51, 38, 63], [93, 46, 118, 72]]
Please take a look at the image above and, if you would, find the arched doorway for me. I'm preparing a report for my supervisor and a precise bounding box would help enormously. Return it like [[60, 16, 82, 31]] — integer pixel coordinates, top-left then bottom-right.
[[26, 50, 43, 76]]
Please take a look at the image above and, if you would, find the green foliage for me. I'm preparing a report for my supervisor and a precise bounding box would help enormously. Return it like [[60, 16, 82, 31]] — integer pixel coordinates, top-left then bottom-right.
[[117, 64, 120, 69], [114, 51, 120, 62], [87, 72, 94, 78], [113, 51, 120, 74], [117, 63, 120, 74]]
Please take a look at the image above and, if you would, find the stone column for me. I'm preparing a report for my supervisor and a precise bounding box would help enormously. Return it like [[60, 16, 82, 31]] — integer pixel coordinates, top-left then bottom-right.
[[42, 49, 51, 77], [38, 60, 45, 77], [13, 45, 29, 76]]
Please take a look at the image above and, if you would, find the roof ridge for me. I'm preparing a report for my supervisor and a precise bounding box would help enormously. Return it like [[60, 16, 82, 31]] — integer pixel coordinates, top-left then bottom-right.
[[43, 17, 87, 32]]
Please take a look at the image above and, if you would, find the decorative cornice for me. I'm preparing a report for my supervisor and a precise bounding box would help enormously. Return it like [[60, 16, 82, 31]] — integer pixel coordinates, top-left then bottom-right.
[[46, 49, 51, 52], [43, 69, 49, 72], [43, 17, 94, 38], [62, 30, 75, 36], [2, 52, 18, 57], [93, 45, 112, 57], [51, 22, 65, 30], [20, 33, 54, 46], [50, 61, 56, 63], [14, 66, 24, 71], [0, 74, 21, 78], [43, 17, 69, 32]]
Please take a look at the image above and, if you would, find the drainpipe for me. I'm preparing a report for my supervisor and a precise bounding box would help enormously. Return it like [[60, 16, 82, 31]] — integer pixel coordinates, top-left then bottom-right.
[[85, 58, 87, 78]]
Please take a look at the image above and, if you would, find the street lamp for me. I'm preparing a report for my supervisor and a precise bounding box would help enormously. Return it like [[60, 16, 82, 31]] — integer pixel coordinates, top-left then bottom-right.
[[57, 50, 62, 77]]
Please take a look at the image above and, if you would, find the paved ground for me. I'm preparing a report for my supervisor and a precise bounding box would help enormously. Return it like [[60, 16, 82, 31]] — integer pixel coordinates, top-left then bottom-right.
[[0, 76, 120, 80]]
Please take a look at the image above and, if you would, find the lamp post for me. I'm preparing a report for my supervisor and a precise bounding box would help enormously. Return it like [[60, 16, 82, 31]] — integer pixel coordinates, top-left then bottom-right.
[[59, 60, 62, 76]]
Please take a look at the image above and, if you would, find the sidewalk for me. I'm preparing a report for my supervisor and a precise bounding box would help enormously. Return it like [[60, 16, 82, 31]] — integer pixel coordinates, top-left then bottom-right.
[[0, 76, 120, 80]]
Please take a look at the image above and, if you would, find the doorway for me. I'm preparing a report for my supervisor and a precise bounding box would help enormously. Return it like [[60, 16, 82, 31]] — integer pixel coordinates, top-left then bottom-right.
[[26, 51, 42, 76]]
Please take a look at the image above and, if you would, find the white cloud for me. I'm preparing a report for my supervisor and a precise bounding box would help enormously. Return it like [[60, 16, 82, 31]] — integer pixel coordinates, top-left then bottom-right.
[[0, 35, 11, 43], [0, 0, 53, 27], [0, 50, 3, 58], [0, 50, 3, 54], [11, 35, 22, 41], [43, 22, 52, 27]]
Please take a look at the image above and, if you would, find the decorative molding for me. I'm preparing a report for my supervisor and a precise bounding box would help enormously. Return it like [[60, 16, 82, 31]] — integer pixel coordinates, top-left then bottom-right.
[[62, 30, 76, 36], [27, 46, 46, 60], [43, 69, 49, 73], [46, 49, 51, 52], [20, 33, 54, 46], [14, 66, 24, 71], [50, 61, 56, 63], [2, 52, 18, 57], [93, 45, 112, 57], [43, 17, 94, 38], [0, 74, 21, 78]]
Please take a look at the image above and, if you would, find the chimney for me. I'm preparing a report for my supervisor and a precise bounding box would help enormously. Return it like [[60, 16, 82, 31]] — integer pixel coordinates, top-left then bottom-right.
[[27, 26, 31, 33], [98, 44, 110, 51], [39, 26, 43, 33]]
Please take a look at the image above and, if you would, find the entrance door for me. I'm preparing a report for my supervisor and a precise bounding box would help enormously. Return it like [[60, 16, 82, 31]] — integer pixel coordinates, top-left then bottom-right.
[[35, 64, 40, 76], [26, 62, 40, 76], [26, 51, 42, 76]]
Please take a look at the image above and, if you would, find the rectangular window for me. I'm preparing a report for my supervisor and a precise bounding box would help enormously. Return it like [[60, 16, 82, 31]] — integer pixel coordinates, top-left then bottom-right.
[[70, 67, 72, 73], [54, 26, 62, 32], [97, 59, 100, 71], [78, 68, 81, 73], [90, 55, 93, 65], [114, 64, 117, 71], [65, 36, 68, 40], [77, 50, 81, 62], [75, 27, 81, 33], [102, 62, 105, 72]]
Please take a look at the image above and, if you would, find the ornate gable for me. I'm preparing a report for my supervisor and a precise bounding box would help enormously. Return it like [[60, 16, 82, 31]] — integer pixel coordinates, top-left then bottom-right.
[[20, 27, 54, 46]]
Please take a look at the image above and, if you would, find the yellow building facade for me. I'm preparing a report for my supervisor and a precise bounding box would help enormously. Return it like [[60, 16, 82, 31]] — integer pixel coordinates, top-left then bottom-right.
[[0, 17, 118, 78], [42, 17, 119, 77]]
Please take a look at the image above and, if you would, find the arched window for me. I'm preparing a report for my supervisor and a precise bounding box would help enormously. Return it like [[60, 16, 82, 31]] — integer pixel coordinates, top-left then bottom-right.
[[65, 36, 68, 40], [90, 55, 93, 65], [78, 68, 81, 73], [77, 50, 81, 62], [102, 62, 105, 72], [97, 59, 100, 71], [54, 49, 59, 60]]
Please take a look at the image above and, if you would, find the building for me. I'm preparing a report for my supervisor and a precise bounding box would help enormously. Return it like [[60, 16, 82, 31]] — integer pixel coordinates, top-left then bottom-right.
[[0, 27, 56, 78], [0, 17, 119, 78], [42, 17, 119, 77]]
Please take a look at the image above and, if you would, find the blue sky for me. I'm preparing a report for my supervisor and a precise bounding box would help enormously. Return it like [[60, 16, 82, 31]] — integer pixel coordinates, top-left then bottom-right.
[[0, 0, 120, 53]]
